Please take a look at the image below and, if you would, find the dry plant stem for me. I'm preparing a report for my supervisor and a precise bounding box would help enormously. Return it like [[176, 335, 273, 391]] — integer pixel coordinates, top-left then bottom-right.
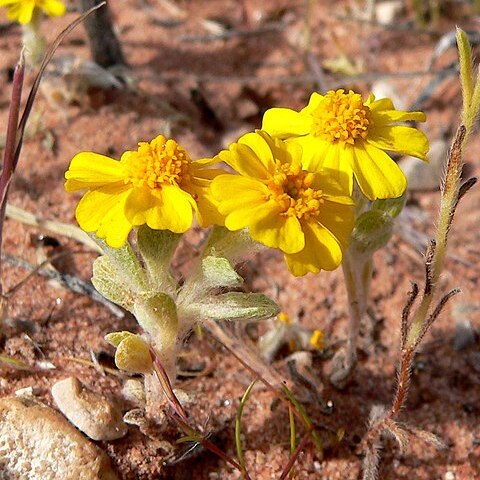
[[278, 425, 316, 480], [174, 415, 249, 479], [5, 203, 102, 253], [0, 3, 105, 297], [150, 347, 187, 421], [79, 0, 126, 68], [204, 319, 325, 455], [151, 348, 250, 478], [0, 55, 24, 295]]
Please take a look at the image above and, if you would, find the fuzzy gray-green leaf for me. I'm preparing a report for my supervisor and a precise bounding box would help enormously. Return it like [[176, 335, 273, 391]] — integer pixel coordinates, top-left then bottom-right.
[[202, 256, 243, 288], [350, 210, 394, 254], [91, 234, 148, 293], [92, 256, 134, 312], [137, 225, 181, 288], [189, 292, 279, 321]]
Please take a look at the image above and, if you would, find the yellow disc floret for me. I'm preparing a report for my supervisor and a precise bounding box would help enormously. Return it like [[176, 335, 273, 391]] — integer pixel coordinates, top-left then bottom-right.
[[311, 89, 371, 145], [267, 160, 324, 222], [122, 135, 191, 190]]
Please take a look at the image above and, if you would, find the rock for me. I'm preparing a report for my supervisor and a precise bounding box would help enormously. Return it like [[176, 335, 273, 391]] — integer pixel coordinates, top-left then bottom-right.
[[453, 318, 477, 351], [375, 1, 404, 25], [371, 79, 405, 110], [0, 395, 117, 480], [52, 377, 127, 441], [122, 378, 146, 406], [399, 139, 448, 192]]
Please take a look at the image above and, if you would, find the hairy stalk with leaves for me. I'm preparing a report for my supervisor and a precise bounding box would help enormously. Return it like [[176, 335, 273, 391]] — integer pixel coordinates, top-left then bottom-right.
[[361, 28, 478, 480]]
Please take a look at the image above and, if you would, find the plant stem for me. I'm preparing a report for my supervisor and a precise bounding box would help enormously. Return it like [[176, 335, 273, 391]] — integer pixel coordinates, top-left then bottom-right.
[[341, 248, 372, 369], [0, 55, 24, 296], [22, 8, 46, 66]]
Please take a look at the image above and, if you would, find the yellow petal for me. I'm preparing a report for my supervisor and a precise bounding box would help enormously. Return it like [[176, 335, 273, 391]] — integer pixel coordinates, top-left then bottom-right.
[[38, 0, 66, 17], [250, 213, 305, 254], [125, 186, 194, 233], [238, 131, 276, 172], [218, 143, 271, 179], [285, 220, 343, 276], [367, 97, 394, 111], [16, 2, 34, 23], [186, 179, 225, 227], [318, 202, 354, 250], [300, 92, 324, 115], [311, 167, 353, 203], [75, 185, 132, 248], [371, 109, 426, 124], [262, 107, 311, 139], [212, 175, 269, 209], [352, 142, 407, 200], [368, 125, 429, 161], [287, 136, 329, 172], [226, 199, 280, 233], [65, 152, 125, 191]]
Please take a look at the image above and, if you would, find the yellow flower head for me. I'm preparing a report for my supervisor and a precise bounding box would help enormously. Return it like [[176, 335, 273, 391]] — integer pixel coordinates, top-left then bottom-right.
[[211, 131, 354, 276], [262, 89, 429, 201], [65, 135, 224, 248], [0, 0, 66, 24]]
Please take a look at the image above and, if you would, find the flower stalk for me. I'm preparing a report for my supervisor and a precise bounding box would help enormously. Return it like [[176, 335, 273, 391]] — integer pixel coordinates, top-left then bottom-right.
[[361, 28, 478, 480]]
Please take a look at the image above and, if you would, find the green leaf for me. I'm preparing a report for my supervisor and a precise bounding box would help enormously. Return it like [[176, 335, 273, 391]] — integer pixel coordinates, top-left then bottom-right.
[[189, 292, 279, 321], [133, 294, 178, 350], [202, 256, 243, 289], [137, 225, 181, 287], [115, 334, 152, 374], [105, 331, 135, 348], [202, 226, 263, 265], [92, 256, 134, 312], [91, 234, 148, 293], [350, 210, 394, 254], [372, 192, 406, 218]]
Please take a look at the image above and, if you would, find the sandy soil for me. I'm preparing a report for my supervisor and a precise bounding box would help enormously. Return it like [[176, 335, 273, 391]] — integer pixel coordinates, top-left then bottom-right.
[[0, 1, 479, 479]]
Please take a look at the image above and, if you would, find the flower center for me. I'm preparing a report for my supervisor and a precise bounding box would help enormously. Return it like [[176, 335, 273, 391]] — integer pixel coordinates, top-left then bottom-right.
[[122, 135, 191, 190], [311, 89, 371, 145], [267, 161, 324, 221]]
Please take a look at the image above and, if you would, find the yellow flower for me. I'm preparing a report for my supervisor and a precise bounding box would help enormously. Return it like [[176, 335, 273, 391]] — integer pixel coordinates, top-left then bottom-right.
[[211, 131, 354, 276], [262, 89, 429, 201], [65, 135, 223, 248], [0, 0, 66, 24], [309, 329, 324, 350]]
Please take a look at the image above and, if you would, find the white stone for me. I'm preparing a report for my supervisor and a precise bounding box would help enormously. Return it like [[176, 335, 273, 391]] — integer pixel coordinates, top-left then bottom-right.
[[52, 377, 127, 441], [0, 396, 117, 480], [371, 79, 405, 110], [375, 1, 404, 25], [400, 139, 448, 192]]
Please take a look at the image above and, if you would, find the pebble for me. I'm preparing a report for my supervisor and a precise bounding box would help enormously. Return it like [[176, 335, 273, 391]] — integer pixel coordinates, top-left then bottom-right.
[[399, 139, 448, 192], [52, 376, 128, 441], [453, 318, 477, 351], [375, 0, 404, 25], [371, 80, 405, 110], [122, 379, 146, 406], [0, 396, 117, 479]]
